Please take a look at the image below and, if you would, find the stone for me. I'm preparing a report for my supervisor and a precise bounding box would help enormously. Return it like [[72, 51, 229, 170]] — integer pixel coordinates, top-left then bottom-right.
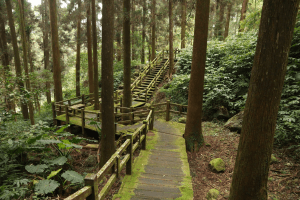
[[213, 106, 230, 120], [206, 188, 220, 200], [224, 110, 244, 133], [178, 117, 186, 123], [209, 158, 225, 172], [270, 154, 278, 164]]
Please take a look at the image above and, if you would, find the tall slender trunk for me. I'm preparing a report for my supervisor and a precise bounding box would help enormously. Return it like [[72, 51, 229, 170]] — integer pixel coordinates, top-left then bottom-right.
[[181, 0, 186, 49], [49, 0, 63, 102], [224, 3, 232, 40], [18, 0, 35, 125], [151, 0, 156, 61], [86, 0, 93, 94], [141, 0, 146, 64], [123, 0, 131, 109], [44, 0, 51, 103], [214, 0, 219, 38], [100, 0, 115, 168], [229, 0, 300, 199], [168, 0, 173, 77], [92, 0, 99, 110], [216, 1, 225, 40], [239, 0, 248, 32], [116, 31, 121, 61], [5, 0, 29, 119], [131, 0, 135, 60], [184, 0, 210, 152], [75, 0, 81, 97]]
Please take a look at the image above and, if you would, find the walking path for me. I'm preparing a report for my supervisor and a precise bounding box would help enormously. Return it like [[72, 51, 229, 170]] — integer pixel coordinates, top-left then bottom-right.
[[113, 120, 193, 200]]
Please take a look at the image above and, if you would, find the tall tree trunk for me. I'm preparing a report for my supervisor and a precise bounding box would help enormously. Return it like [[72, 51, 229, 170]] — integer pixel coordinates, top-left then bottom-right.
[[213, 0, 219, 38], [86, 0, 93, 95], [168, 0, 173, 77], [216, 1, 225, 40], [181, 0, 186, 49], [123, 0, 131, 109], [5, 0, 29, 119], [151, 0, 156, 61], [184, 0, 210, 152], [239, 0, 248, 32], [116, 31, 121, 61], [141, 0, 146, 64], [229, 0, 300, 199], [0, 5, 12, 111], [92, 0, 99, 110], [44, 0, 51, 103], [18, 0, 35, 125], [100, 0, 115, 168], [75, 0, 81, 97], [49, 0, 63, 102], [131, 0, 135, 60], [224, 3, 232, 40]]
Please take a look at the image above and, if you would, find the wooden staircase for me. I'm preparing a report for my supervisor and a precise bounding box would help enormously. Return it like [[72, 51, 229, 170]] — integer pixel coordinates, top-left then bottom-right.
[[132, 58, 169, 102]]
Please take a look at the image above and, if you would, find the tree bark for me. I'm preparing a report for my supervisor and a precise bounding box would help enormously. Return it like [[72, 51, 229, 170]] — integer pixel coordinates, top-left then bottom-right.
[[131, 0, 135, 61], [224, 3, 232, 40], [229, 0, 300, 199], [216, 1, 225, 40], [123, 0, 131, 109], [181, 0, 186, 49], [5, 0, 29, 119], [100, 0, 115, 168], [75, 0, 81, 97], [92, 0, 99, 110], [49, 0, 63, 102], [43, 0, 51, 103], [184, 0, 210, 152], [18, 0, 35, 125], [239, 0, 248, 32], [168, 0, 173, 77], [86, 0, 93, 95], [151, 0, 156, 61], [141, 0, 146, 64]]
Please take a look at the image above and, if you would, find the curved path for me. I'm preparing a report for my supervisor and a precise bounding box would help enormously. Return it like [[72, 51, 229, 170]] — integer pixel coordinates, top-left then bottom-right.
[[113, 120, 193, 200]]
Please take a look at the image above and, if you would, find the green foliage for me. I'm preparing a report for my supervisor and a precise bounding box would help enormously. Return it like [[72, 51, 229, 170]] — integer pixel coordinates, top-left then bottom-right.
[[61, 170, 84, 184], [34, 180, 60, 195]]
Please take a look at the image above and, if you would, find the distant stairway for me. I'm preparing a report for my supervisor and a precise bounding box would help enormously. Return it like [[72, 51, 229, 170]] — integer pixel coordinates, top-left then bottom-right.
[[132, 58, 169, 102]]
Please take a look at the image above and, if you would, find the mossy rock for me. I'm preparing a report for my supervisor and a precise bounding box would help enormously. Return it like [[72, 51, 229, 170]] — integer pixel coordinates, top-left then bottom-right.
[[270, 154, 278, 164], [206, 188, 220, 200], [209, 158, 225, 172], [224, 110, 244, 133], [178, 117, 186, 123], [85, 155, 97, 167]]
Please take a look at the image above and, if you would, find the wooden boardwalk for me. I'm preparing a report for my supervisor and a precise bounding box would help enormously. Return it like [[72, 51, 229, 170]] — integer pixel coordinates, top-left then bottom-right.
[[113, 120, 193, 200]]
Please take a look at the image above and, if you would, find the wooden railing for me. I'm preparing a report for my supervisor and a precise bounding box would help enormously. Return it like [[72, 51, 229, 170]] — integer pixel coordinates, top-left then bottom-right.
[[64, 107, 154, 200], [153, 100, 187, 121]]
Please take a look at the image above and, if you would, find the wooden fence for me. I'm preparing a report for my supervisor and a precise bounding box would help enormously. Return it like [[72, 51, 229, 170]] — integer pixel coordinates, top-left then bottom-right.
[[153, 100, 188, 121]]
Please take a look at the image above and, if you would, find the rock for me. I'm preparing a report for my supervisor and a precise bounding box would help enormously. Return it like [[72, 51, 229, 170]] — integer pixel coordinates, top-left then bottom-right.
[[270, 154, 278, 164], [178, 117, 186, 123], [224, 110, 244, 133], [206, 189, 220, 200], [209, 158, 225, 172], [213, 106, 230, 120]]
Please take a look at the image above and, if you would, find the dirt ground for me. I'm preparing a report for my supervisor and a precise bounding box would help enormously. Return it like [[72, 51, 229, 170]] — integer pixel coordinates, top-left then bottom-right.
[[188, 121, 300, 200]]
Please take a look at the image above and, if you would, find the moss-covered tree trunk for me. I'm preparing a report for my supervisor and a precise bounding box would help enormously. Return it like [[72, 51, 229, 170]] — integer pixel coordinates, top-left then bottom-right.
[[49, 0, 63, 102], [184, 0, 210, 152], [181, 0, 186, 49], [18, 0, 35, 125], [92, 0, 99, 110], [141, 0, 146, 64], [43, 0, 51, 103], [224, 3, 232, 40], [5, 0, 29, 119], [131, 0, 135, 61], [75, 0, 81, 97], [229, 0, 300, 199], [99, 0, 115, 168], [123, 0, 131, 109], [168, 0, 173, 77], [239, 0, 248, 32], [86, 0, 93, 95], [151, 0, 156, 61]]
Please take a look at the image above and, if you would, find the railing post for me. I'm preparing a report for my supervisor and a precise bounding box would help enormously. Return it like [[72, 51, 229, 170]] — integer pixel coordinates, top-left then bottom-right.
[[179, 105, 182, 116], [166, 100, 170, 121], [67, 100, 71, 106], [142, 120, 147, 150], [65, 105, 69, 124], [97, 112, 100, 122], [52, 102, 57, 126], [81, 108, 85, 135], [126, 134, 133, 175], [130, 106, 134, 125], [84, 173, 98, 200], [116, 155, 121, 178], [82, 94, 85, 104], [150, 107, 154, 130]]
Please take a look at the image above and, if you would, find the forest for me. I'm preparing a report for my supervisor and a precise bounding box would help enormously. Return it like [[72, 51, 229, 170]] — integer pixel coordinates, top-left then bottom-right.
[[0, 0, 300, 199]]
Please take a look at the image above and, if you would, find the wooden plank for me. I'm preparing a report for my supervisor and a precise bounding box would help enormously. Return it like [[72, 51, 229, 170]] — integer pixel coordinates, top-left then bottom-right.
[[170, 110, 180, 114], [96, 157, 116, 183], [133, 142, 139, 153], [154, 110, 167, 114], [70, 104, 85, 110], [64, 186, 92, 200], [120, 154, 130, 171], [153, 102, 167, 106]]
